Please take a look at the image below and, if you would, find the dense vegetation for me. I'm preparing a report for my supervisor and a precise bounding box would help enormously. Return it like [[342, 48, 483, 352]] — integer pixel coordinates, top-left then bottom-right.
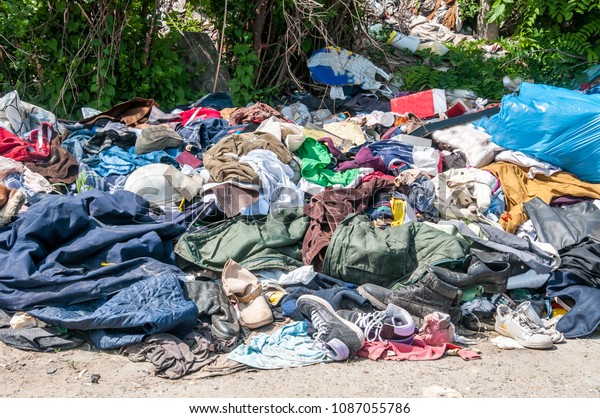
[[0, 0, 597, 118]]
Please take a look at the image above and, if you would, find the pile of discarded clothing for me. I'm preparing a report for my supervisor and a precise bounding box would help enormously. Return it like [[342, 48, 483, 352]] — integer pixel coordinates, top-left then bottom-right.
[[0, 80, 599, 379]]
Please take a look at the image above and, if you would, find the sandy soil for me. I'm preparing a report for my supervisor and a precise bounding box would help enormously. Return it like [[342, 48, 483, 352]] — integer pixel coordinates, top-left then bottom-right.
[[1, 330, 599, 398]]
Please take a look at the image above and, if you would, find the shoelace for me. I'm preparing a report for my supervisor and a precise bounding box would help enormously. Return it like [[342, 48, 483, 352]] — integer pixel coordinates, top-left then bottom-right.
[[354, 311, 387, 342], [514, 310, 545, 335], [515, 306, 564, 342], [310, 310, 331, 352]]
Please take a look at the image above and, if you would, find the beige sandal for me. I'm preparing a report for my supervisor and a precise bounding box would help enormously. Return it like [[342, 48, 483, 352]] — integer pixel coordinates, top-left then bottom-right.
[[221, 259, 274, 329]]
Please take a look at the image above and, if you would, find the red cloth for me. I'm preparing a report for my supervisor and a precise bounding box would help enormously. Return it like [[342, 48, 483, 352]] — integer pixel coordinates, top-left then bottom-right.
[[178, 107, 221, 125], [357, 337, 479, 361], [457, 349, 481, 361], [362, 171, 395, 183], [0, 123, 52, 162]]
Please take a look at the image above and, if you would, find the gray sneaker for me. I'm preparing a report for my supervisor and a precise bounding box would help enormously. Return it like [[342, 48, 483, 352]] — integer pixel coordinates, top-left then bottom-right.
[[297, 295, 365, 361], [337, 304, 415, 344]]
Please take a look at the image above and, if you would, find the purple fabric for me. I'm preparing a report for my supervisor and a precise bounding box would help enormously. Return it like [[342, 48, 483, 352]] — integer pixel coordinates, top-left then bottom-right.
[[317, 137, 343, 159], [550, 195, 594, 207], [337, 146, 387, 173]]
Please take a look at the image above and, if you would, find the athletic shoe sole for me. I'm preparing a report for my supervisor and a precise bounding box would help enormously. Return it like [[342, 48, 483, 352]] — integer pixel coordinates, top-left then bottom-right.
[[494, 324, 553, 350]]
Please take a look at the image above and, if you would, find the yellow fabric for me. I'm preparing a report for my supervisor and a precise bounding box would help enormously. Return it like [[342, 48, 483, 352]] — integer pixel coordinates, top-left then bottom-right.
[[391, 197, 406, 227], [482, 162, 600, 233]]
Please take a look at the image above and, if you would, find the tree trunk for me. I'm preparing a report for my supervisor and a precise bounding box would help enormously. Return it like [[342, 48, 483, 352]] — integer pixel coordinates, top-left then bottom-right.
[[477, 0, 499, 40], [143, 0, 160, 66], [253, 1, 269, 57]]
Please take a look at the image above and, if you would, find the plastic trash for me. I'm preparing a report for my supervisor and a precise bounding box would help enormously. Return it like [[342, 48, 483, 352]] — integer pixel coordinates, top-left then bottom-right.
[[369, 23, 421, 53], [417, 41, 449, 55], [307, 46, 391, 93], [388, 31, 421, 53], [281, 102, 312, 127], [479, 82, 600, 183], [0, 90, 63, 136], [311, 109, 332, 123], [366, 0, 386, 17]]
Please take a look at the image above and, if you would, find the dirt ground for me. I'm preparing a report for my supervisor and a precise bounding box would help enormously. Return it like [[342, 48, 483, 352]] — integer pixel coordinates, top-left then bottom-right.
[[1, 329, 599, 398]]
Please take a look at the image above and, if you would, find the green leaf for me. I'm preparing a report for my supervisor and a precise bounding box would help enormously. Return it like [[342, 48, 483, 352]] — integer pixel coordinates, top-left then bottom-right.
[[67, 21, 79, 32], [47, 38, 58, 52], [105, 84, 115, 97], [175, 86, 185, 103], [487, 4, 506, 23]]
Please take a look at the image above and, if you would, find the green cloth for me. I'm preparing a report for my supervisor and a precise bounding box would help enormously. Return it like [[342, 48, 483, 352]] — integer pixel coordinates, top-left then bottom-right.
[[295, 137, 359, 187], [175, 208, 308, 272], [323, 214, 471, 288], [461, 286, 485, 302]]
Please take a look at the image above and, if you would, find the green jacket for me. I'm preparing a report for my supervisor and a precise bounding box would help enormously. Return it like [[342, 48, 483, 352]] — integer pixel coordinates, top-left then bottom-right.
[[323, 214, 470, 288], [175, 208, 308, 272]]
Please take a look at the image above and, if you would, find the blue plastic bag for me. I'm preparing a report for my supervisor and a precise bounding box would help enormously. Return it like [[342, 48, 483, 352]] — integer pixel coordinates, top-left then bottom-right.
[[307, 46, 390, 91], [479, 82, 600, 182]]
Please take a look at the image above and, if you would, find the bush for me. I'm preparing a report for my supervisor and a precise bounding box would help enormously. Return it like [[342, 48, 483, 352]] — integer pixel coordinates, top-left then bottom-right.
[[0, 0, 202, 118]]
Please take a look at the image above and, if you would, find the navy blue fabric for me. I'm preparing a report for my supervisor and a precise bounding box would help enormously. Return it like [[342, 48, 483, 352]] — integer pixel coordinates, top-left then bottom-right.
[[191, 92, 234, 110], [168, 199, 221, 225], [30, 272, 198, 349], [366, 140, 414, 167], [280, 273, 370, 321], [176, 118, 229, 154], [0, 190, 185, 311], [547, 271, 600, 338]]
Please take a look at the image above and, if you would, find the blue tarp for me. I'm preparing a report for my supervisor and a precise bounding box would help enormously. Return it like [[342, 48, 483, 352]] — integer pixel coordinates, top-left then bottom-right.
[[479, 82, 600, 183]]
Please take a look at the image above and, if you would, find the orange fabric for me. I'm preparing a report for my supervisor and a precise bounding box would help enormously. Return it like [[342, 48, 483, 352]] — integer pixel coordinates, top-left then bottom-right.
[[483, 162, 600, 233]]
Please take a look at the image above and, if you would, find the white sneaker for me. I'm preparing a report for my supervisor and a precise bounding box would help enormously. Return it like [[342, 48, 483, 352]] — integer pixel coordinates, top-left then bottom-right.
[[495, 304, 554, 349], [516, 301, 565, 344]]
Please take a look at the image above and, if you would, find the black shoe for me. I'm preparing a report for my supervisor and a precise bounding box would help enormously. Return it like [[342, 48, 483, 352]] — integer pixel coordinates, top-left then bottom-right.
[[297, 295, 365, 361], [431, 258, 510, 294], [357, 271, 462, 322]]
